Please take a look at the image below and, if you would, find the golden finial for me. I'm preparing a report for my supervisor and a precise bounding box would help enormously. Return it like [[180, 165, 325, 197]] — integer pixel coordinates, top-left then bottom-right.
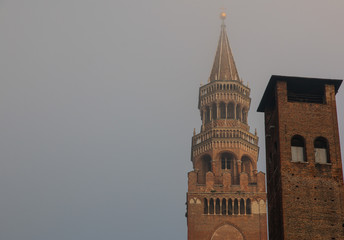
[[220, 12, 226, 20]]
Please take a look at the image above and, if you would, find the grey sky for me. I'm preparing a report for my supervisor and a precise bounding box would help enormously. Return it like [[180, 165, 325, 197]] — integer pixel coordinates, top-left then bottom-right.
[[0, 1, 343, 240]]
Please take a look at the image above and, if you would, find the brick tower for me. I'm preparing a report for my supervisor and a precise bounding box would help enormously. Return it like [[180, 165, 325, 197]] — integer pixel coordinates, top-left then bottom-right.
[[258, 75, 344, 240], [186, 13, 267, 240]]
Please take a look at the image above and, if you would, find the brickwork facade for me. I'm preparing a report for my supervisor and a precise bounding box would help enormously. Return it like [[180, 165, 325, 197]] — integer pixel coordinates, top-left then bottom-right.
[[186, 14, 267, 240], [258, 75, 344, 240]]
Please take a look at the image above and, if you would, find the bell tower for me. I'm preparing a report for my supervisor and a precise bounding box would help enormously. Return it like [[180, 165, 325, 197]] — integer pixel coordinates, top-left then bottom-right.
[[186, 13, 267, 240]]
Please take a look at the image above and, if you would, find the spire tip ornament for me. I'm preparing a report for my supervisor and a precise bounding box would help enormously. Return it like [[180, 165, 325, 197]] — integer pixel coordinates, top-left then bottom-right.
[[220, 12, 226, 20]]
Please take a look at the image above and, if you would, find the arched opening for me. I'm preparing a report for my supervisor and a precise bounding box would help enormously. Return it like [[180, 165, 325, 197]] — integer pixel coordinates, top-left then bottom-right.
[[236, 105, 241, 121], [204, 198, 208, 214], [209, 198, 214, 214], [246, 199, 252, 214], [234, 199, 238, 215], [220, 102, 226, 119], [314, 137, 330, 163], [242, 108, 247, 123], [241, 155, 253, 179], [227, 102, 235, 119], [215, 198, 220, 214], [198, 155, 212, 184], [210, 224, 244, 240], [205, 106, 210, 123], [212, 103, 217, 120], [240, 199, 245, 214], [228, 199, 233, 215], [221, 152, 234, 170], [222, 198, 227, 215], [291, 135, 306, 162]]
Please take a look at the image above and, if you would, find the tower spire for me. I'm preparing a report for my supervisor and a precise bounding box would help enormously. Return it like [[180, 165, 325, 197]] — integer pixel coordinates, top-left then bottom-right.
[[209, 12, 240, 81]]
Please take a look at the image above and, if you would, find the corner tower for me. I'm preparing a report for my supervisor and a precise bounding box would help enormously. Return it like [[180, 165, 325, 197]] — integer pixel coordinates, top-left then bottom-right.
[[186, 13, 267, 240]]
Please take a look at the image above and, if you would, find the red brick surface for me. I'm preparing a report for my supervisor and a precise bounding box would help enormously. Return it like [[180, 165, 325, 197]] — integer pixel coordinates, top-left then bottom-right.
[[263, 79, 344, 240]]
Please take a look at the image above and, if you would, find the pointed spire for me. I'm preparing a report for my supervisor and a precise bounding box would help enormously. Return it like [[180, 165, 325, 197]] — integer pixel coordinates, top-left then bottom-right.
[[209, 12, 240, 82]]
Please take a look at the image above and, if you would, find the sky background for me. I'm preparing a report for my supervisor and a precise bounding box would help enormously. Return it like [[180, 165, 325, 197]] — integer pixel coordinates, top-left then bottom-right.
[[0, 1, 343, 240]]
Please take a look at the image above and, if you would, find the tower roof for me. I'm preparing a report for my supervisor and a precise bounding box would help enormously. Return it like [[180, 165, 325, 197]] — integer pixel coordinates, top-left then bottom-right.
[[209, 14, 240, 82], [257, 75, 343, 112]]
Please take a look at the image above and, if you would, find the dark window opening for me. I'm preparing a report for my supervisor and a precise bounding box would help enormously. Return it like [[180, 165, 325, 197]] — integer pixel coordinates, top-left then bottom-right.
[[227, 103, 235, 119], [221, 153, 234, 170], [234, 199, 238, 215], [287, 81, 325, 103], [240, 199, 245, 214], [204, 198, 208, 214], [228, 199, 233, 215], [209, 198, 214, 214], [222, 199, 227, 215], [215, 198, 220, 214], [220, 102, 226, 119], [246, 199, 251, 214], [212, 103, 217, 120]]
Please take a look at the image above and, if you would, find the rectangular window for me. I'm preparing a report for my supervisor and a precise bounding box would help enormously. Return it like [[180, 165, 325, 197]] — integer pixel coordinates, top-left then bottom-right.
[[315, 148, 327, 164], [291, 146, 304, 162]]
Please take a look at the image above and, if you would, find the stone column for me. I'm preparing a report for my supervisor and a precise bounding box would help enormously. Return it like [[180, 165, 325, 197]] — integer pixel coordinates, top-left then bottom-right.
[[234, 103, 237, 120], [233, 159, 237, 184], [207, 198, 210, 215], [217, 103, 220, 119], [238, 200, 241, 215], [237, 160, 242, 173], [209, 107, 212, 121]]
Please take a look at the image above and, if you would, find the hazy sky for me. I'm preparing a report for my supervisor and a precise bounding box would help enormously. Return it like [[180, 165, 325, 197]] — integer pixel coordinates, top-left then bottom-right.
[[1, 1, 343, 240]]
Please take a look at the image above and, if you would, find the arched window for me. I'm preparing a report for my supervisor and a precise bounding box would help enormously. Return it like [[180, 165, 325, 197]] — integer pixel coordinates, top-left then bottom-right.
[[215, 198, 220, 214], [241, 156, 252, 175], [220, 102, 226, 119], [240, 199, 245, 214], [291, 135, 306, 162], [227, 102, 234, 119], [204, 198, 208, 214], [314, 137, 330, 164], [212, 103, 217, 120], [197, 155, 212, 184], [209, 198, 214, 214], [222, 198, 227, 215], [228, 199, 233, 215], [221, 153, 234, 170], [202, 155, 212, 172], [242, 109, 247, 124], [236, 105, 241, 121], [234, 199, 239, 215], [205, 106, 210, 123], [246, 199, 251, 214]]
